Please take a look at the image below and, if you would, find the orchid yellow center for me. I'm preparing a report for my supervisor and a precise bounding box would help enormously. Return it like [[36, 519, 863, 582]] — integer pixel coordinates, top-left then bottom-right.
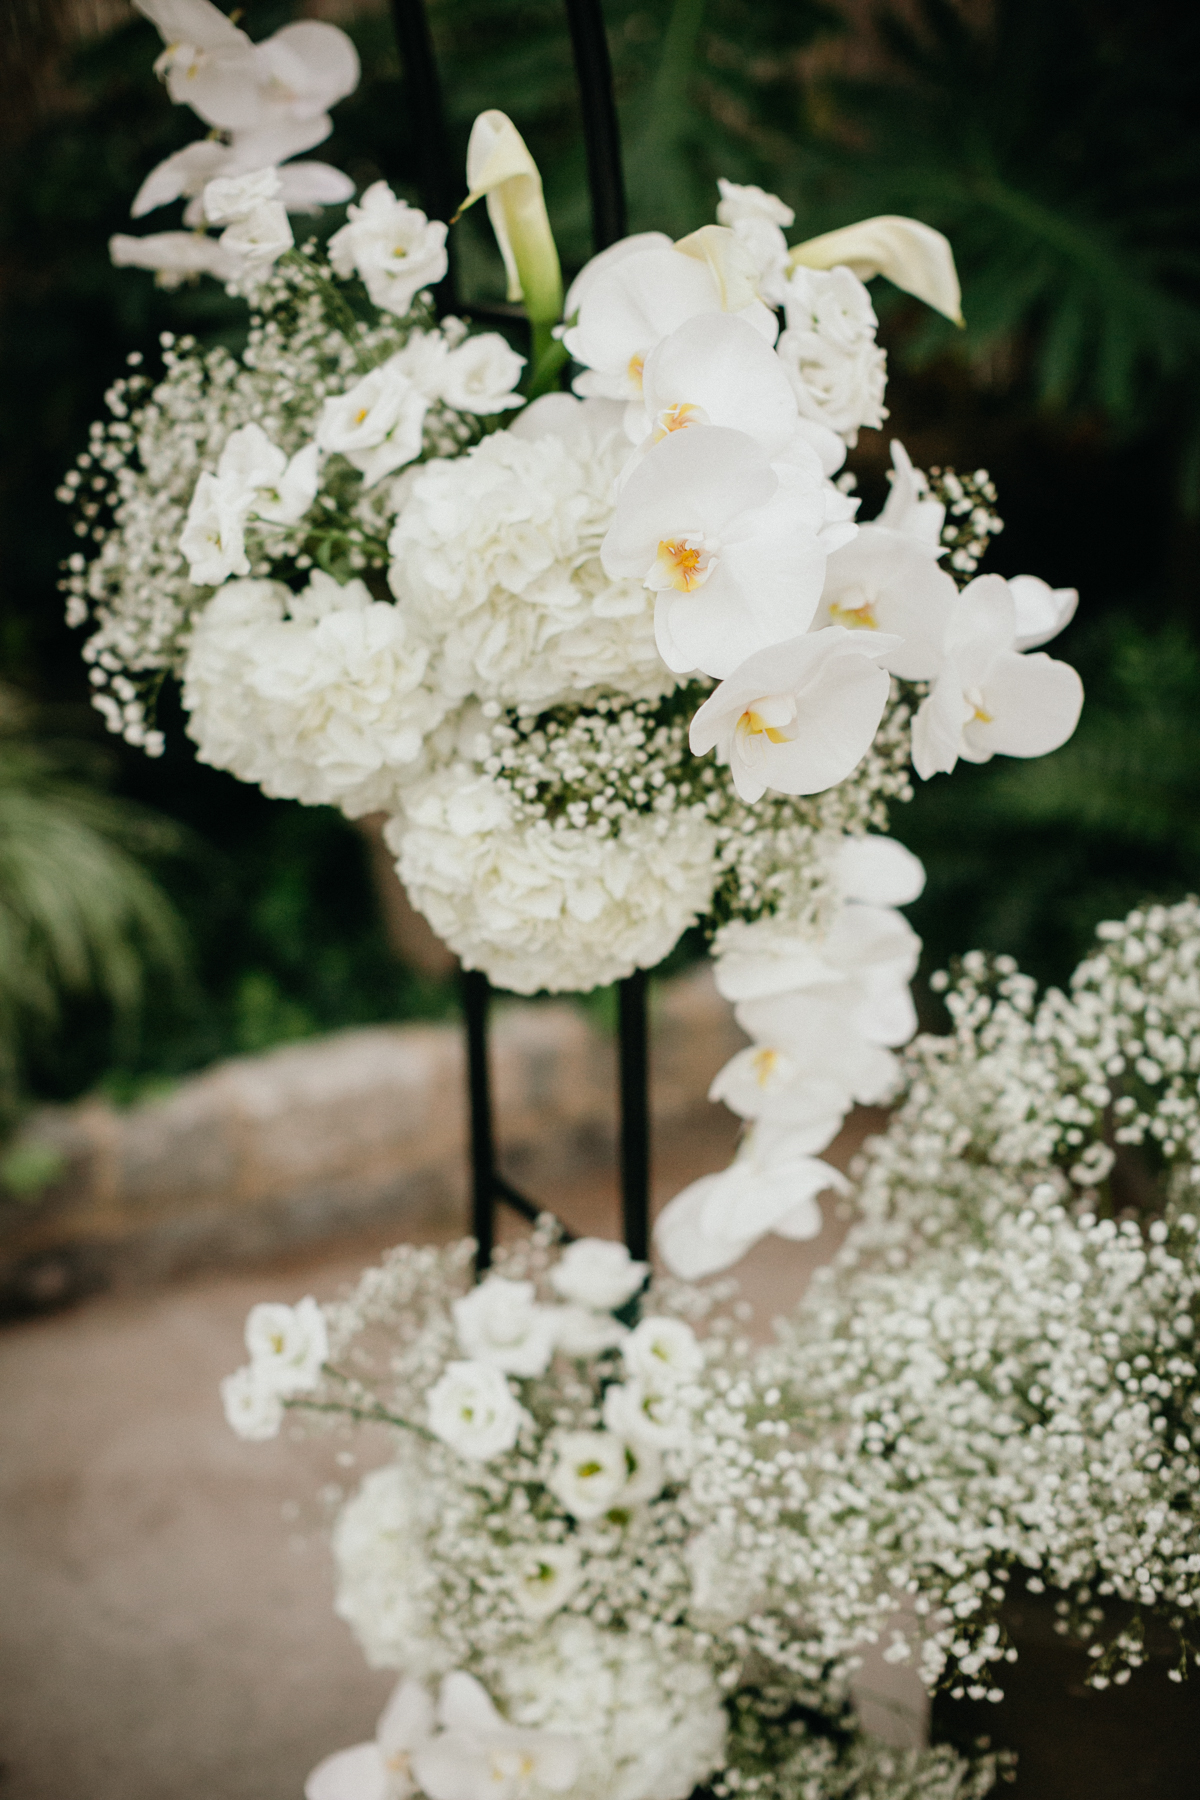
[[737, 707, 793, 746], [651, 401, 707, 444], [829, 596, 878, 631], [627, 353, 645, 392], [752, 1048, 781, 1085], [385, 1751, 412, 1775], [965, 684, 993, 724], [652, 537, 712, 592]]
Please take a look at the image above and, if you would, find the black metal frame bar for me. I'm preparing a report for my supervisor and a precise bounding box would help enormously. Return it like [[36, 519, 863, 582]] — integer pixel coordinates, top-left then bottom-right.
[[390, 0, 646, 1273]]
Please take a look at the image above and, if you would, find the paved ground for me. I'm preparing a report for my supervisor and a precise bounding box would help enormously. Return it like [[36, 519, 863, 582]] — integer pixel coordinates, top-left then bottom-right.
[[0, 1116, 923, 1800]]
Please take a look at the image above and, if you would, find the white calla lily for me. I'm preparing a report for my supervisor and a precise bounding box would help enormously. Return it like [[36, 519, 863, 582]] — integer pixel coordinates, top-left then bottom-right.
[[912, 573, 1084, 779], [789, 214, 963, 326], [814, 523, 959, 680], [688, 626, 899, 801], [460, 111, 562, 326]]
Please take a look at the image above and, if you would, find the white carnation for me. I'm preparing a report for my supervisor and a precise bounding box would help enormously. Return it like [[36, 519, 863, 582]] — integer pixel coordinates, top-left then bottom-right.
[[386, 766, 718, 994], [387, 402, 674, 709], [494, 1616, 727, 1800], [332, 1460, 452, 1677], [777, 265, 888, 444], [182, 571, 446, 817]]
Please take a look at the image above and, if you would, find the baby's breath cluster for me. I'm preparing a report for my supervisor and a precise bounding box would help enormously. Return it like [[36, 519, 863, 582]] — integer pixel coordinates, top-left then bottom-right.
[[927, 467, 1004, 582]]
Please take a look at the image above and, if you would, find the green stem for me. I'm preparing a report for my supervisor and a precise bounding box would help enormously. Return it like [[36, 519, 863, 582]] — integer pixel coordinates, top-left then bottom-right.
[[284, 1393, 438, 1440], [526, 325, 569, 400]]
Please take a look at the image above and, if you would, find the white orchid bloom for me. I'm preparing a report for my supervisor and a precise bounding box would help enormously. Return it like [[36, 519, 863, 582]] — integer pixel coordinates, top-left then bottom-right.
[[435, 335, 526, 414], [549, 1237, 648, 1311], [602, 427, 854, 678], [461, 111, 562, 326], [251, 21, 360, 126], [655, 1127, 847, 1279], [452, 1276, 557, 1377], [413, 1673, 580, 1800], [218, 198, 293, 271], [911, 573, 1084, 780], [633, 311, 801, 458], [136, 0, 262, 130], [509, 1543, 583, 1621], [777, 265, 888, 444], [109, 228, 244, 289], [562, 231, 777, 408], [877, 439, 946, 549], [708, 1044, 851, 1140], [546, 1427, 662, 1520], [132, 138, 230, 219], [813, 524, 959, 680], [788, 214, 963, 326], [132, 127, 351, 226], [244, 1295, 328, 1393], [562, 230, 673, 319], [220, 1364, 284, 1440], [427, 1361, 526, 1462], [832, 833, 926, 907], [715, 177, 794, 304], [734, 987, 906, 1104], [306, 1679, 436, 1800], [1008, 573, 1079, 650], [688, 626, 898, 802], [328, 183, 449, 317], [729, 904, 921, 1042], [317, 358, 429, 487]]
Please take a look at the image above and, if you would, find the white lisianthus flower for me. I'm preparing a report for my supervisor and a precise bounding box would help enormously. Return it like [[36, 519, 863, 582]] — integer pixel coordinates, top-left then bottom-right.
[[413, 1672, 580, 1800], [549, 1306, 628, 1358], [219, 1364, 285, 1440], [435, 334, 526, 415], [1008, 573, 1079, 649], [601, 1377, 690, 1450], [388, 402, 672, 707], [333, 1461, 451, 1676], [427, 1361, 526, 1462], [219, 200, 294, 272], [388, 766, 719, 995], [688, 627, 899, 803], [317, 355, 430, 487], [715, 177, 794, 305], [202, 164, 281, 223], [452, 1276, 557, 1377], [622, 1315, 703, 1386], [306, 1677, 435, 1800], [877, 438, 946, 549], [813, 523, 958, 680], [328, 182, 449, 315], [203, 421, 318, 528], [508, 1543, 583, 1622], [244, 1294, 328, 1392], [550, 1238, 649, 1311], [494, 1616, 727, 1800], [911, 573, 1084, 780], [601, 425, 857, 679], [547, 1428, 662, 1520], [250, 440, 319, 526], [777, 265, 888, 444], [179, 470, 251, 585], [182, 574, 444, 817], [655, 1127, 848, 1279]]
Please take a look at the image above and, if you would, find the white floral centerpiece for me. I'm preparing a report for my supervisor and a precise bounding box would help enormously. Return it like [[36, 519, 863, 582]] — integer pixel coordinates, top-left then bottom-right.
[[684, 898, 1200, 1704], [222, 1228, 1000, 1800], [63, 0, 1087, 1282]]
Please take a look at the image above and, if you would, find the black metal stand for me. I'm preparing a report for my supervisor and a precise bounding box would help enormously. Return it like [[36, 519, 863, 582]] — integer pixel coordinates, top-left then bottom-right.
[[391, 0, 644, 1272]]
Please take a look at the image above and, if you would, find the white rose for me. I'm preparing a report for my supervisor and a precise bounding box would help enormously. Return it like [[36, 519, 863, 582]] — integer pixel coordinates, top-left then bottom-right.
[[220, 1364, 284, 1440], [452, 1276, 557, 1377], [547, 1429, 662, 1521], [621, 1316, 703, 1387], [244, 1295, 328, 1393], [427, 1360, 525, 1461], [550, 1238, 649, 1311], [777, 264, 887, 444]]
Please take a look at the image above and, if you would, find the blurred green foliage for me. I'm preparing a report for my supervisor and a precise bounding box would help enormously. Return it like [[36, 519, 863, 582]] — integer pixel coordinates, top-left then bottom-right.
[[0, 0, 1197, 1116]]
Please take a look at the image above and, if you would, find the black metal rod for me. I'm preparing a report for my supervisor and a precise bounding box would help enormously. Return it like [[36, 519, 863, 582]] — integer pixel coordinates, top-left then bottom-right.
[[388, 0, 457, 307], [563, 0, 628, 251], [462, 968, 495, 1272], [618, 970, 651, 1261]]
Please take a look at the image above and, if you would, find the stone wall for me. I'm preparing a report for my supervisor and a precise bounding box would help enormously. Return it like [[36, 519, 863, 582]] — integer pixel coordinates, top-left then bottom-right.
[[0, 969, 745, 1311]]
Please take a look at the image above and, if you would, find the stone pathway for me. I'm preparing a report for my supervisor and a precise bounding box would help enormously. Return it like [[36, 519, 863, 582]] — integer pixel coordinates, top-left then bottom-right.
[[0, 1120, 923, 1800]]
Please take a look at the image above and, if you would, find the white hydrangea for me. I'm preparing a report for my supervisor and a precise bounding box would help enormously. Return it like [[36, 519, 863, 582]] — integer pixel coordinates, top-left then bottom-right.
[[386, 764, 719, 993], [494, 1615, 727, 1800], [332, 1458, 453, 1678], [181, 570, 446, 816], [776, 265, 887, 444], [387, 399, 673, 709]]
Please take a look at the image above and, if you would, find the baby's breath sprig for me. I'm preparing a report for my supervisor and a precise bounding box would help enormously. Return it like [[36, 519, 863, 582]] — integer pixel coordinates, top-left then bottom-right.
[[927, 466, 1004, 583]]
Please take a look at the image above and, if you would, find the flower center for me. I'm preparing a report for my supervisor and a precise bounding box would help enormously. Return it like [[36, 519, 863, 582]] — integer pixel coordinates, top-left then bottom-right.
[[828, 596, 878, 631], [736, 706, 795, 747], [965, 684, 993, 723], [627, 353, 645, 392], [752, 1047, 781, 1085], [650, 401, 708, 444], [651, 537, 713, 592]]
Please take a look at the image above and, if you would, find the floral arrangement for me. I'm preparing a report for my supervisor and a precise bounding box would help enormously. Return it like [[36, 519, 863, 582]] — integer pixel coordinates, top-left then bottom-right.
[[682, 898, 1200, 1703], [222, 1230, 999, 1800], [63, 0, 1088, 1281]]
